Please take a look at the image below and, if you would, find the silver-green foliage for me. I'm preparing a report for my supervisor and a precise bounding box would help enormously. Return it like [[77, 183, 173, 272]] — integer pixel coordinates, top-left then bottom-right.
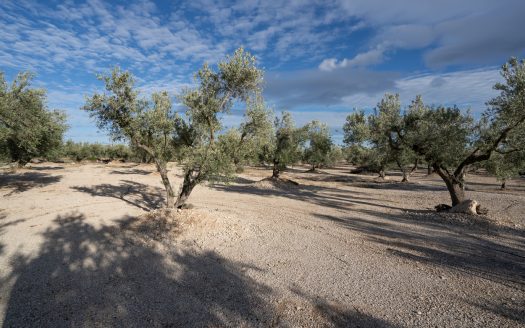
[[303, 121, 334, 170], [217, 95, 273, 171], [0, 72, 67, 165], [382, 58, 525, 206], [266, 112, 308, 178], [83, 48, 263, 208], [343, 94, 418, 178]]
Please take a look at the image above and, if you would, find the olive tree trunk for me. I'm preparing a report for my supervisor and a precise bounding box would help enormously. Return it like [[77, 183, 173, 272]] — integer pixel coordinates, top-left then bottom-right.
[[135, 142, 177, 209], [153, 159, 176, 208], [433, 163, 465, 206], [272, 159, 280, 178], [427, 163, 433, 175], [174, 169, 198, 208]]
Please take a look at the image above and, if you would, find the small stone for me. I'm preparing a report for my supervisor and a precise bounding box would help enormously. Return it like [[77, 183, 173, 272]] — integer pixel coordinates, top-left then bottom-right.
[[440, 275, 446, 280], [417, 311, 422, 315]]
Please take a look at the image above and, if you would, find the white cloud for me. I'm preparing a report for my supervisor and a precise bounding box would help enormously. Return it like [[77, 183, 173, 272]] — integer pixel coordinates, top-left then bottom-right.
[[319, 46, 385, 71]]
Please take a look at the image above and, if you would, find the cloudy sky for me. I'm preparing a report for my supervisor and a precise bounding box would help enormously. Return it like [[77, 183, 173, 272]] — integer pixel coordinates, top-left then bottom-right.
[[1, 0, 524, 143]]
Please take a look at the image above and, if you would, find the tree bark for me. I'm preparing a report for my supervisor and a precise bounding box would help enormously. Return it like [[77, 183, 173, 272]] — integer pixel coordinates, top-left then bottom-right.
[[401, 170, 409, 183], [433, 164, 465, 206], [175, 170, 198, 208], [427, 163, 433, 175], [378, 169, 386, 179], [272, 160, 280, 178], [501, 180, 506, 190], [154, 160, 176, 208], [134, 141, 176, 209]]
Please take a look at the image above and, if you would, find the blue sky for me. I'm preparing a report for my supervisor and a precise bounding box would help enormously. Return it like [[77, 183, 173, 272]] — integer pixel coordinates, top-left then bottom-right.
[[1, 0, 525, 144]]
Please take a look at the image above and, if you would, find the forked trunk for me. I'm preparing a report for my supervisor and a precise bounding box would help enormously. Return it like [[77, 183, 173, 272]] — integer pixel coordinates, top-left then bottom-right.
[[378, 168, 386, 179], [402, 158, 419, 183], [175, 170, 198, 208], [401, 171, 409, 183], [396, 159, 413, 183], [433, 164, 465, 207]]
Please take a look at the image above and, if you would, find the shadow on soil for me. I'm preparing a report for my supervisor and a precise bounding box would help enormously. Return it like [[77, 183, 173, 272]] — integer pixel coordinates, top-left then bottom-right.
[[291, 288, 399, 328], [0, 212, 396, 327], [315, 209, 525, 291], [27, 166, 65, 171], [217, 173, 524, 324], [464, 297, 525, 325], [110, 169, 152, 175], [0, 172, 62, 196], [1, 212, 274, 327], [71, 180, 164, 211], [0, 211, 12, 257], [212, 177, 407, 213]]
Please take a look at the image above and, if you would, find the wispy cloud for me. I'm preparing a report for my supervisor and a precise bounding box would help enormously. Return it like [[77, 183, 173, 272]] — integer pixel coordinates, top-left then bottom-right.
[[0, 0, 521, 143]]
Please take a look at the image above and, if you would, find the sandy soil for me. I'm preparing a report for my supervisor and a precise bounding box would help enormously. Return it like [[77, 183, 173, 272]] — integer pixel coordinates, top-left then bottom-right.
[[0, 162, 524, 327]]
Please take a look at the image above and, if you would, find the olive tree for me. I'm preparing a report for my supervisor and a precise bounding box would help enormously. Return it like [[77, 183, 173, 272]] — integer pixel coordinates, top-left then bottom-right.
[[83, 48, 263, 208], [391, 58, 525, 206], [263, 112, 308, 178], [0, 72, 67, 166], [343, 96, 418, 181], [217, 95, 273, 171], [485, 143, 525, 189], [303, 120, 333, 171]]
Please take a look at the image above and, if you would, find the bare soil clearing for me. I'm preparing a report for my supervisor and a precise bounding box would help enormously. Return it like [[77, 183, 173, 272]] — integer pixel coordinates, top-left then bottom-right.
[[0, 162, 524, 327]]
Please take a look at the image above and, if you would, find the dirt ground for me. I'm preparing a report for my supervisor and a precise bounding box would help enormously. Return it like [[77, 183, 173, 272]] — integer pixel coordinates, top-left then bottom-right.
[[0, 162, 524, 327]]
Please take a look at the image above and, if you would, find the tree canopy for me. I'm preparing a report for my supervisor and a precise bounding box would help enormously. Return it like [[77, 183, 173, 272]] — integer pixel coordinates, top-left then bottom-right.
[[0, 72, 67, 165], [303, 121, 334, 171], [83, 47, 264, 208]]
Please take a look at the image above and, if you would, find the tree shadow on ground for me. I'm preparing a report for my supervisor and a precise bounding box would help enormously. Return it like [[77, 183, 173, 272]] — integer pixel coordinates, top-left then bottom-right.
[[352, 181, 446, 192], [110, 169, 152, 175], [289, 287, 399, 328], [315, 209, 525, 290], [0, 211, 13, 257], [463, 297, 525, 325], [212, 179, 406, 213], [0, 172, 62, 196], [71, 180, 164, 211], [28, 166, 65, 171], [2, 212, 276, 327]]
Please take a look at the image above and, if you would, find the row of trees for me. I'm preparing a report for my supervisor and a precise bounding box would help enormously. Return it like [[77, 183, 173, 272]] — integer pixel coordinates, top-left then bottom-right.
[[0, 68, 341, 174], [2, 51, 524, 210], [343, 58, 525, 206], [59, 141, 144, 163]]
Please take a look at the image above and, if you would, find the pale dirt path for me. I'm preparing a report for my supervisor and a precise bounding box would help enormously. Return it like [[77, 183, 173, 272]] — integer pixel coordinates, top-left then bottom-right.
[[0, 163, 524, 327]]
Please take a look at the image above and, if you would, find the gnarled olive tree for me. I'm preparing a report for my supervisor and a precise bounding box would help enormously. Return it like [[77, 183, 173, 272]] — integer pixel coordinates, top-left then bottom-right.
[[83, 48, 263, 208], [393, 58, 525, 206]]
